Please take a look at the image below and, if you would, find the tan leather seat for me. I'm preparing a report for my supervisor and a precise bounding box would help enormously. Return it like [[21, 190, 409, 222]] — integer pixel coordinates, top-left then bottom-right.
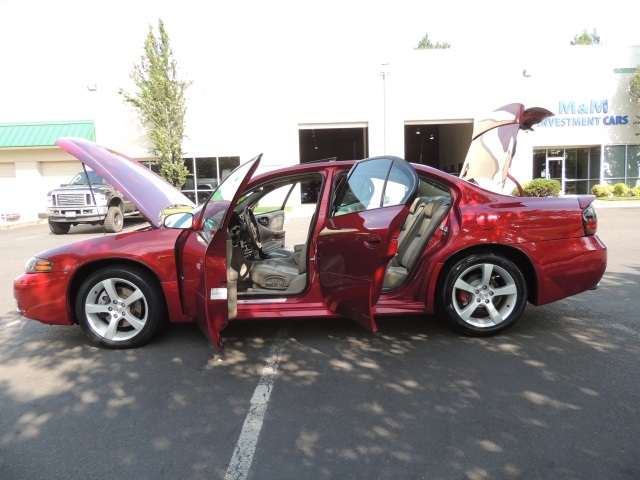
[[383, 196, 451, 289], [250, 242, 308, 292]]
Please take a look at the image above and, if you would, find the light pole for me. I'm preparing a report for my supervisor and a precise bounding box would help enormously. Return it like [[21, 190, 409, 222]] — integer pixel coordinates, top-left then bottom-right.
[[380, 63, 389, 154]]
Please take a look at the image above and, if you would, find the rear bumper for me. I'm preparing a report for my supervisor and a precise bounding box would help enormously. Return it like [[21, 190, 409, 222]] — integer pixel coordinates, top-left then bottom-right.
[[522, 235, 607, 306]]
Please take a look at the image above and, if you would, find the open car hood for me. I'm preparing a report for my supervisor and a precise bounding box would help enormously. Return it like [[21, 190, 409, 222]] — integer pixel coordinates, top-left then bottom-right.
[[459, 104, 553, 189], [55, 138, 195, 228]]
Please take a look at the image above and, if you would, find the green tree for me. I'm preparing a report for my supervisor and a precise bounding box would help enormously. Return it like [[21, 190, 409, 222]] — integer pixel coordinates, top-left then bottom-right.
[[570, 29, 601, 45], [415, 33, 450, 50], [120, 19, 191, 187], [630, 65, 640, 136], [630, 66, 640, 105]]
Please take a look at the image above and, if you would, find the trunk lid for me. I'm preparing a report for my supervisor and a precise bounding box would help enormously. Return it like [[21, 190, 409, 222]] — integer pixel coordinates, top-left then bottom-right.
[[459, 104, 553, 189]]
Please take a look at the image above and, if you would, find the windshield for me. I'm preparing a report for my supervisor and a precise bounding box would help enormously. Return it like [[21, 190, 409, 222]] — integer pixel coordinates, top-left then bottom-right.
[[196, 155, 261, 230], [69, 171, 109, 186]]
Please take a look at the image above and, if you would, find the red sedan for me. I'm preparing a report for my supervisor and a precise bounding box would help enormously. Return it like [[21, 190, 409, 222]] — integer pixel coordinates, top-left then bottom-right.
[[14, 104, 606, 350]]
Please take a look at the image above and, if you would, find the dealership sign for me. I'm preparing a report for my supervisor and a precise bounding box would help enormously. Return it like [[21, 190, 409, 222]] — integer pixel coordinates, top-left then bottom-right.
[[538, 99, 629, 127]]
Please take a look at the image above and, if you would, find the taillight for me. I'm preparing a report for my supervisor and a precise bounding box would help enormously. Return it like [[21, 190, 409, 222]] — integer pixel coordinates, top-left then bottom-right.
[[582, 204, 597, 236]]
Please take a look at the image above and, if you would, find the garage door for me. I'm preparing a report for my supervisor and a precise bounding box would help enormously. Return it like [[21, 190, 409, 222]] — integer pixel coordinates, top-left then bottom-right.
[[41, 160, 82, 189], [0, 162, 15, 178], [0, 163, 17, 217]]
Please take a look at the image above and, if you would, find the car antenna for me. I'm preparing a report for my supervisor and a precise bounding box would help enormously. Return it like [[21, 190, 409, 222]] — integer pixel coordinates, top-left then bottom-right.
[[81, 163, 107, 236]]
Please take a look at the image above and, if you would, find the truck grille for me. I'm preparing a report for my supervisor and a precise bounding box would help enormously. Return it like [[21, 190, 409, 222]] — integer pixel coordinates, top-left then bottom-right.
[[56, 194, 89, 206]]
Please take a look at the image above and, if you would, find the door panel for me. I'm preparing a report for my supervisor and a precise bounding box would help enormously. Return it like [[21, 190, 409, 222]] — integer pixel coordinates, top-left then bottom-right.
[[257, 210, 285, 231], [177, 155, 261, 350], [256, 210, 286, 253], [316, 205, 407, 331], [177, 228, 230, 350], [316, 156, 418, 331]]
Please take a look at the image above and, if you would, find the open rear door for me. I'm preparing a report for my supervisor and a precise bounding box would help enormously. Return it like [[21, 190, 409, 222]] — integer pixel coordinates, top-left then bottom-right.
[[316, 156, 419, 331], [177, 156, 261, 350]]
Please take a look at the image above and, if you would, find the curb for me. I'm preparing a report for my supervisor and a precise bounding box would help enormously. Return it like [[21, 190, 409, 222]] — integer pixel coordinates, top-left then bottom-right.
[[593, 200, 640, 209], [0, 219, 48, 231]]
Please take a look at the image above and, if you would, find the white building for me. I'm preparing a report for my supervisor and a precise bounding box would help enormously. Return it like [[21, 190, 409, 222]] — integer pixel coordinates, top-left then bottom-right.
[[1, 45, 639, 225]]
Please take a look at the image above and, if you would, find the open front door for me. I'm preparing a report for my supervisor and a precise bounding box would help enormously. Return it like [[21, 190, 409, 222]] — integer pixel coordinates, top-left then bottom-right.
[[177, 155, 261, 350], [316, 156, 419, 331]]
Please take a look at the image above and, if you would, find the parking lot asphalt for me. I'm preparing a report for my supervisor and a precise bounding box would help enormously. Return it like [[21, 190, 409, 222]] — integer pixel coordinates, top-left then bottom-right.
[[1, 209, 639, 480]]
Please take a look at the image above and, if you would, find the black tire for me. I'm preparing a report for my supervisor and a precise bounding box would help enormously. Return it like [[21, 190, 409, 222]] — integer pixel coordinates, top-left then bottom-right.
[[75, 266, 166, 348], [441, 253, 527, 336], [49, 221, 70, 235], [104, 206, 124, 233]]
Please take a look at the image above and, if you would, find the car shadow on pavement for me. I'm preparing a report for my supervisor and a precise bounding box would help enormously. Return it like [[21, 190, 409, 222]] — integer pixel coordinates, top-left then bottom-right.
[[1, 267, 639, 479]]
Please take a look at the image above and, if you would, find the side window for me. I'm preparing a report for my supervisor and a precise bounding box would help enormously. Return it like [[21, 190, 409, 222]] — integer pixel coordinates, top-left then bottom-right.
[[383, 161, 415, 206], [333, 158, 417, 216], [417, 177, 452, 199], [254, 184, 294, 213], [334, 159, 391, 215], [331, 170, 349, 206]]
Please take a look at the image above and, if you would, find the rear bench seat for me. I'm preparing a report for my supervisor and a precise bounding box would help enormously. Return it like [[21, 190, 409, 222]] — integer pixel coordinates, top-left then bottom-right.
[[383, 195, 451, 289]]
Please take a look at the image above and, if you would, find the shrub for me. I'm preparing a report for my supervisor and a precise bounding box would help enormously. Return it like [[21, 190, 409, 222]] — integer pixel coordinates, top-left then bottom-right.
[[512, 178, 562, 197], [631, 187, 640, 197], [591, 184, 613, 198], [612, 183, 630, 197]]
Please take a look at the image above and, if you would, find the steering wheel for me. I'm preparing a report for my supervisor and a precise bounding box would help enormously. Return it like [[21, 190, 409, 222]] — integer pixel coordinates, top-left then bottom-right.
[[242, 207, 262, 250]]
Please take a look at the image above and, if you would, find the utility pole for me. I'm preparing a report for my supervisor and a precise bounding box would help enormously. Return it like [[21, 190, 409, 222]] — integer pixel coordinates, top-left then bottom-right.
[[380, 63, 389, 154]]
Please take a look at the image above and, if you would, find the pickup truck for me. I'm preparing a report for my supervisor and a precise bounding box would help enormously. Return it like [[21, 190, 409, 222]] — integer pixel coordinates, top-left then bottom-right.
[[46, 170, 137, 234]]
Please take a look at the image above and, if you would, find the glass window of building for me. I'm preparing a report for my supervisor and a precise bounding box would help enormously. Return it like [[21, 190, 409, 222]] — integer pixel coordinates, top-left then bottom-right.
[[182, 156, 241, 204], [533, 147, 599, 195], [603, 145, 640, 188]]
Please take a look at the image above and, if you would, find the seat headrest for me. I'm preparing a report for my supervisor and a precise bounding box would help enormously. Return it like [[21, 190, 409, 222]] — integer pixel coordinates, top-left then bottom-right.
[[424, 196, 449, 218], [410, 196, 431, 214]]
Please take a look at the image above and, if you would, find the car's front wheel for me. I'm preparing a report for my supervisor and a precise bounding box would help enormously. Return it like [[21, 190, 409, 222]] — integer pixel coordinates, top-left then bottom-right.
[[75, 267, 166, 348], [441, 253, 527, 335]]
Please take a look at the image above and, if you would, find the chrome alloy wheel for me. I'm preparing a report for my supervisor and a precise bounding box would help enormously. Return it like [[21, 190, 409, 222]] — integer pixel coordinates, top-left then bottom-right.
[[451, 263, 518, 328], [83, 277, 149, 342]]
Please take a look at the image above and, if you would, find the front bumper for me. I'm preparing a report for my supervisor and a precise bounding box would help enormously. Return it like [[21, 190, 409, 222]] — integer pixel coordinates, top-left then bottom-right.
[[47, 205, 108, 223], [13, 272, 74, 325]]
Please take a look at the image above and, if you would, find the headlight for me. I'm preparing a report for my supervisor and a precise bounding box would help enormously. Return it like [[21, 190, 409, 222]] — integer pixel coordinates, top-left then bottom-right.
[[93, 193, 107, 205], [25, 257, 53, 273]]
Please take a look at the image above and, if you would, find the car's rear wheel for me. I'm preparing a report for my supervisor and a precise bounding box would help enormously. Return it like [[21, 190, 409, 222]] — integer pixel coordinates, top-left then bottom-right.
[[49, 221, 70, 235], [441, 253, 527, 335], [104, 206, 124, 233], [76, 267, 165, 348]]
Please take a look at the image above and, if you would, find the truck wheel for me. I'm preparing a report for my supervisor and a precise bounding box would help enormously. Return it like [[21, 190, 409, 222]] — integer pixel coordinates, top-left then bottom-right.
[[104, 206, 124, 233], [49, 220, 70, 235]]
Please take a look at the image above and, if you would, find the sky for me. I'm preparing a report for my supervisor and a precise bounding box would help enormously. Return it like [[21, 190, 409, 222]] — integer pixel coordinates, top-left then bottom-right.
[[0, 0, 638, 123], [0, 0, 638, 72]]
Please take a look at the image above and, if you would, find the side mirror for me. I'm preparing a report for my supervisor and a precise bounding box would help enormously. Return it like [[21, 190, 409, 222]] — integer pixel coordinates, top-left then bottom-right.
[[163, 212, 194, 229]]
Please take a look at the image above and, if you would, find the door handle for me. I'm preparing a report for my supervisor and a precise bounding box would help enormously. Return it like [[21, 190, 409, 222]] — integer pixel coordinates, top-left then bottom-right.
[[364, 234, 382, 249]]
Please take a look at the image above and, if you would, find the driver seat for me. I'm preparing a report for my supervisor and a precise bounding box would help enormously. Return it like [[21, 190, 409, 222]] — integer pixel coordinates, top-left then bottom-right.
[[250, 242, 308, 291]]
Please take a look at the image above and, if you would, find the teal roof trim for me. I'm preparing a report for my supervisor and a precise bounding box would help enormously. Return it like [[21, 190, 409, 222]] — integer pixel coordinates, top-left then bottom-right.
[[0, 120, 96, 148]]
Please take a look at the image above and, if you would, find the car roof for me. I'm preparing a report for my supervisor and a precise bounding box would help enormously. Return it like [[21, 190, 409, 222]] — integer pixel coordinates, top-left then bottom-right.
[[249, 158, 467, 190]]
